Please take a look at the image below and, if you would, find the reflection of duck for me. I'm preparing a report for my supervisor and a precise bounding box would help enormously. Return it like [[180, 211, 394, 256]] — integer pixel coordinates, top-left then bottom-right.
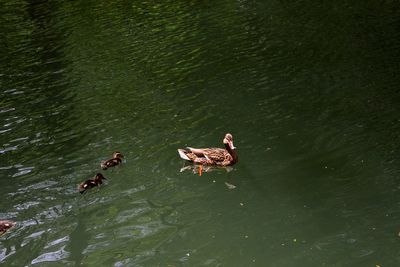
[[180, 164, 233, 174], [78, 173, 107, 194], [0, 220, 15, 236], [101, 152, 123, 170], [178, 133, 238, 166]]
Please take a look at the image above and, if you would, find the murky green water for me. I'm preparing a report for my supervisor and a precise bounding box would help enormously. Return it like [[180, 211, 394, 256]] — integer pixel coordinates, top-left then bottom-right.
[[1, 0, 400, 266]]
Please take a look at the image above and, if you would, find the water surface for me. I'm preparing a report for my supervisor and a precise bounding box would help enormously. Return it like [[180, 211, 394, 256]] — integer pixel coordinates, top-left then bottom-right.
[[1, 0, 400, 266]]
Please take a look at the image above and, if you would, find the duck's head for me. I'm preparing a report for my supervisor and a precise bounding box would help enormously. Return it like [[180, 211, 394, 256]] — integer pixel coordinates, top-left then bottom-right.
[[113, 151, 124, 159], [95, 173, 107, 181], [0, 220, 16, 233], [1, 221, 15, 229], [223, 133, 236, 150]]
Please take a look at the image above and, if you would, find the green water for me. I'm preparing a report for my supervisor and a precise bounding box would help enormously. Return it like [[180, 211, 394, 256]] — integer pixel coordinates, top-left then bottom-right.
[[1, 0, 400, 266]]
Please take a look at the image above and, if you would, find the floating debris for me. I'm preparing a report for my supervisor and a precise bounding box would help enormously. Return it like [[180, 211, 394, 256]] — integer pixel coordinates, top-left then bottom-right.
[[225, 182, 236, 189]]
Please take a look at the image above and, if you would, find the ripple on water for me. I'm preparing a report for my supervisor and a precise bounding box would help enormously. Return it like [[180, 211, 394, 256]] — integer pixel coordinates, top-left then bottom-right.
[[114, 207, 151, 224], [44, 236, 69, 250], [22, 230, 46, 247], [14, 180, 58, 194], [31, 246, 70, 265], [14, 201, 40, 211], [0, 246, 16, 263], [11, 166, 35, 178]]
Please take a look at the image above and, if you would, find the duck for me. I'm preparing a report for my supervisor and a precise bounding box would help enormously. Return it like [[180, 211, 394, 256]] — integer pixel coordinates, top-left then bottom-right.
[[78, 173, 107, 194], [177, 133, 238, 166], [0, 220, 16, 236], [101, 151, 123, 170]]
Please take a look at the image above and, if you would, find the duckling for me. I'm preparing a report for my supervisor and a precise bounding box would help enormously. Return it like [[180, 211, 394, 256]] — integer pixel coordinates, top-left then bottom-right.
[[0, 220, 16, 236], [101, 151, 124, 170], [78, 173, 107, 194]]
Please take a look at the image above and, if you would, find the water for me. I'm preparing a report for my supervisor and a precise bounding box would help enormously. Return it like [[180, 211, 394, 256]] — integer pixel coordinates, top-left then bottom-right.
[[1, 0, 400, 266]]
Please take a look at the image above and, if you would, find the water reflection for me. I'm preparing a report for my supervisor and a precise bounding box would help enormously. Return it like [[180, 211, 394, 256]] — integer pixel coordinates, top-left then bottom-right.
[[1, 0, 87, 173], [180, 164, 234, 175]]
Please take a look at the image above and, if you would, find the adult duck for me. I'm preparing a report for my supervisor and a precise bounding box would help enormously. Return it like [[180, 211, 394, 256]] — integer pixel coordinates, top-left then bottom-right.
[[78, 173, 107, 194], [178, 133, 238, 166], [101, 152, 123, 170]]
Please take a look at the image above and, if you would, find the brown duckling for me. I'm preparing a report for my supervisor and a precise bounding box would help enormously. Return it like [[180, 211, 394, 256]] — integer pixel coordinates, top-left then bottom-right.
[[178, 133, 238, 167], [101, 151, 123, 170], [78, 173, 107, 194], [0, 220, 16, 236]]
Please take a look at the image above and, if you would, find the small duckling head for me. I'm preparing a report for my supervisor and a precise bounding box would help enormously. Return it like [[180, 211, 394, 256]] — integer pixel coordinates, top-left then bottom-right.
[[94, 173, 107, 182], [2, 221, 15, 229], [0, 220, 16, 234], [113, 151, 124, 159]]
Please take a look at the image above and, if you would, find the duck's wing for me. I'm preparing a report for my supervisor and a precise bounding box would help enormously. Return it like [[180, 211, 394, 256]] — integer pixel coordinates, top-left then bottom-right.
[[201, 148, 234, 166], [187, 147, 223, 156], [186, 147, 207, 156], [178, 147, 213, 161], [220, 153, 234, 166], [200, 148, 227, 163], [178, 147, 228, 165]]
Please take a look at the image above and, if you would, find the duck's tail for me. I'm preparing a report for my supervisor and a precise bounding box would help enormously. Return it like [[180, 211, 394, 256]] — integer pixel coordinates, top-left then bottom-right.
[[177, 149, 190, 161]]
